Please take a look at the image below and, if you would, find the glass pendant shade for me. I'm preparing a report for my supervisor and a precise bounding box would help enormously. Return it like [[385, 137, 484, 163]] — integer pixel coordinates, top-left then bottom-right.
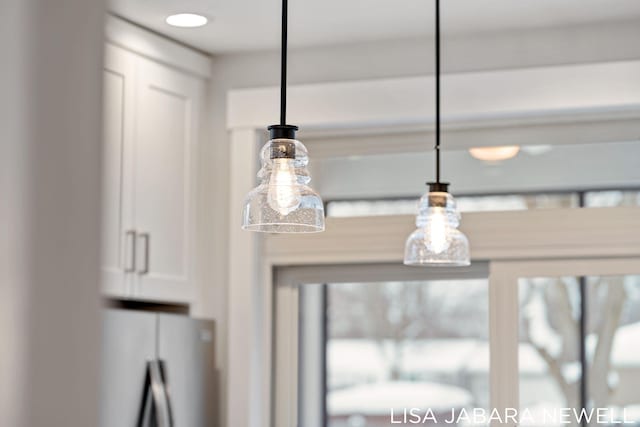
[[404, 189, 470, 266], [242, 136, 324, 233]]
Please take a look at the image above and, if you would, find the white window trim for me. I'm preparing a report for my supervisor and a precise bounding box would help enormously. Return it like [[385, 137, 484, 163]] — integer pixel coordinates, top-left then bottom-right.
[[225, 68, 640, 427]]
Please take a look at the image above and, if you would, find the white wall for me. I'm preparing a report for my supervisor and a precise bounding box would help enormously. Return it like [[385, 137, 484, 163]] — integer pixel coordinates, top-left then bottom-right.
[[0, 1, 104, 426], [208, 18, 640, 427]]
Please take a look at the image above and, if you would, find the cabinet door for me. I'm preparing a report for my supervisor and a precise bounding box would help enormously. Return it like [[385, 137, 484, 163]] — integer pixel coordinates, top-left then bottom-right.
[[101, 44, 136, 298], [132, 57, 203, 303]]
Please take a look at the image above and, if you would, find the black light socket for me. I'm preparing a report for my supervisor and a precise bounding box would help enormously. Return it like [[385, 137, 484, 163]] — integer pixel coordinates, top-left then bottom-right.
[[427, 182, 450, 193], [268, 124, 298, 140]]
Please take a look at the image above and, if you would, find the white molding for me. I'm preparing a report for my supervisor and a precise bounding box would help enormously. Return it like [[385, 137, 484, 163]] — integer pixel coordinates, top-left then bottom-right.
[[227, 61, 640, 133], [273, 280, 299, 427], [488, 262, 520, 427], [275, 262, 489, 285], [105, 15, 212, 79], [264, 207, 640, 266], [227, 129, 265, 427]]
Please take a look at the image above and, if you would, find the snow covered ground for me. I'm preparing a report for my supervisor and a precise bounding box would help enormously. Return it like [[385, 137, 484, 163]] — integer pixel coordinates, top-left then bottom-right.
[[328, 381, 472, 416], [328, 329, 640, 423]]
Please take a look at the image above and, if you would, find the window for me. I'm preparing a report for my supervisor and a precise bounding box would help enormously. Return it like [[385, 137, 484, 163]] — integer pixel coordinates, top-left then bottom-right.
[[326, 193, 579, 217], [326, 199, 418, 217], [519, 277, 581, 424], [585, 190, 640, 207], [325, 189, 640, 218], [326, 279, 490, 427], [277, 261, 640, 427], [290, 265, 490, 427], [519, 275, 640, 427]]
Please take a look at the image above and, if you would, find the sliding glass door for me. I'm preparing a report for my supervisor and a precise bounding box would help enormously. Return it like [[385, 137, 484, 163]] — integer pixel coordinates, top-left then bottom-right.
[[274, 258, 640, 427]]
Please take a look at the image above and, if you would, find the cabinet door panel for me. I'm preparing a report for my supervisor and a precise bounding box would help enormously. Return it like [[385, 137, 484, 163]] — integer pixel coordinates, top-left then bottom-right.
[[133, 58, 202, 302], [101, 44, 135, 298]]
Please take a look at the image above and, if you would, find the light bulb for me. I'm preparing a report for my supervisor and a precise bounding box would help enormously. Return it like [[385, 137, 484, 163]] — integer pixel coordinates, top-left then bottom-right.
[[404, 186, 470, 266], [267, 158, 302, 216], [425, 208, 450, 254]]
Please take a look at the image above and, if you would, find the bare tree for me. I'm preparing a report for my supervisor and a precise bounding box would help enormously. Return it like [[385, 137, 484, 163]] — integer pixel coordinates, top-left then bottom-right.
[[589, 277, 627, 409], [360, 282, 435, 380], [521, 277, 627, 420]]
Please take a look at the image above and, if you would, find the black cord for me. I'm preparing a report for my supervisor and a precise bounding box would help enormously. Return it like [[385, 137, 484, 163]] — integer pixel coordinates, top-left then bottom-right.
[[435, 0, 441, 184], [280, 0, 288, 125]]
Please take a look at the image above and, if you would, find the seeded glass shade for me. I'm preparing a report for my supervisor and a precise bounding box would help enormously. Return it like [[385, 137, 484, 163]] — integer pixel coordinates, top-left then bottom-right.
[[404, 191, 470, 266], [242, 137, 324, 233]]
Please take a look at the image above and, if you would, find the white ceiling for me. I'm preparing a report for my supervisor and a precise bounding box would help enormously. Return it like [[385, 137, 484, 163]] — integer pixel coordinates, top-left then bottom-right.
[[108, 0, 640, 54]]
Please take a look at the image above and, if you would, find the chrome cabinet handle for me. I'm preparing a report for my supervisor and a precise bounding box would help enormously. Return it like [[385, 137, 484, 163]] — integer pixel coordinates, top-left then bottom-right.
[[125, 230, 136, 273], [138, 233, 150, 275]]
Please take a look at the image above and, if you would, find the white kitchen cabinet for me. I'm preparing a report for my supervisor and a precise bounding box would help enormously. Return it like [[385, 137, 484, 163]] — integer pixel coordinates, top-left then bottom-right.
[[101, 42, 205, 304], [131, 55, 203, 303], [102, 44, 136, 299]]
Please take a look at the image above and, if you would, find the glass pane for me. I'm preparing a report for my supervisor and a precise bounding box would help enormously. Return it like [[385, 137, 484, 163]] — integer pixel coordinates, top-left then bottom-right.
[[586, 275, 640, 426], [585, 190, 640, 207], [456, 193, 578, 212], [518, 277, 581, 426], [326, 199, 418, 217], [326, 193, 579, 217], [326, 279, 489, 427], [518, 274, 640, 427]]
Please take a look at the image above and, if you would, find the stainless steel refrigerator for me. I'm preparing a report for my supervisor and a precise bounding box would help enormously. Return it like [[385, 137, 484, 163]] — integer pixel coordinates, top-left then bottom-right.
[[100, 309, 216, 427]]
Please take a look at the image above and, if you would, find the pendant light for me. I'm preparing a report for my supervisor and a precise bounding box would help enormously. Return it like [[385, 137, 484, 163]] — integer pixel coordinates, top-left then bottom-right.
[[404, 0, 470, 266], [241, 0, 325, 233]]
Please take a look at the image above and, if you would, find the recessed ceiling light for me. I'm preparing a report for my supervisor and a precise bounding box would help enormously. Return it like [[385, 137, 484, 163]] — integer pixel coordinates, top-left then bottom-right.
[[166, 13, 208, 28], [469, 145, 520, 162]]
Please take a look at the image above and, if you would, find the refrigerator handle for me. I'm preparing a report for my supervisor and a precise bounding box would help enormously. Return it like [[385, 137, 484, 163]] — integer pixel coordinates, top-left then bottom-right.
[[147, 359, 174, 427], [150, 360, 173, 427]]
